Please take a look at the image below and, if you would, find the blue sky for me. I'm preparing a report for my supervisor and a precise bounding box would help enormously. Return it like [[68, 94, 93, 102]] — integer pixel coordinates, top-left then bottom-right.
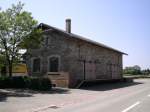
[[0, 0, 150, 69]]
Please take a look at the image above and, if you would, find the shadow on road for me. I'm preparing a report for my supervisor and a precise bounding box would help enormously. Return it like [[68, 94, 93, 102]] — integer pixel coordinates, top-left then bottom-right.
[[0, 88, 70, 102], [0, 89, 33, 102], [0, 94, 7, 102], [26, 88, 70, 94], [80, 81, 143, 91]]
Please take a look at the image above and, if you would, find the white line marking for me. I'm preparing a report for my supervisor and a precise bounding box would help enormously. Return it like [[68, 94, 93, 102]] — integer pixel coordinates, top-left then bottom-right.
[[122, 101, 140, 112]]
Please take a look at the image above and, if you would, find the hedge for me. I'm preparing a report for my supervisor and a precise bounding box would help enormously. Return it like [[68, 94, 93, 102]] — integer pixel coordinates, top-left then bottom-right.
[[0, 76, 52, 91]]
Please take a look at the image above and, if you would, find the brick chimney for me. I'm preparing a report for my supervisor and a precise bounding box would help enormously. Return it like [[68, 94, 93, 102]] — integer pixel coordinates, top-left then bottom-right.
[[66, 19, 71, 33]]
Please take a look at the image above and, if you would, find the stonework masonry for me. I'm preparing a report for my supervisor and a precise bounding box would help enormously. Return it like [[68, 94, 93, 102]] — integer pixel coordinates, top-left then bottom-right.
[[26, 23, 124, 88]]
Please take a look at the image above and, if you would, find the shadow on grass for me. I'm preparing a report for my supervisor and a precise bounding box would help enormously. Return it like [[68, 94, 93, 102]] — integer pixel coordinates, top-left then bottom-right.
[[0, 88, 70, 102], [80, 81, 143, 91]]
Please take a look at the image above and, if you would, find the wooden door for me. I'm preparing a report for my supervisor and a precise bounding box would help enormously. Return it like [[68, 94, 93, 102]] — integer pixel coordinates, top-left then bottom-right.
[[85, 62, 96, 80]]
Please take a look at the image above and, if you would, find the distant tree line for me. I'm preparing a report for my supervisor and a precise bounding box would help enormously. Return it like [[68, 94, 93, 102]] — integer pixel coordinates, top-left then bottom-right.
[[123, 65, 150, 75]]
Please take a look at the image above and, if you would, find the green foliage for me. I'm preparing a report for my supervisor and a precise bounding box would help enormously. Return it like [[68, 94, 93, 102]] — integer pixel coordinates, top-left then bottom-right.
[[40, 78, 52, 90], [0, 76, 12, 88], [123, 69, 141, 75], [19, 28, 43, 49], [124, 65, 150, 75], [141, 69, 150, 75], [123, 65, 142, 75], [28, 77, 52, 90], [0, 2, 42, 76], [28, 78, 41, 90], [11, 76, 26, 88], [0, 76, 52, 90]]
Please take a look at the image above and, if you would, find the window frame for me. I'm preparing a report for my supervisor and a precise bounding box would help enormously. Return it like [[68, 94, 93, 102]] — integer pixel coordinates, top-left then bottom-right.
[[48, 55, 60, 73], [31, 57, 41, 73]]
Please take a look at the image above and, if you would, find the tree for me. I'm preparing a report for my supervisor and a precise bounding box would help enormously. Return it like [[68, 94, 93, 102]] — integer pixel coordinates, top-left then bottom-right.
[[123, 65, 142, 75], [142, 69, 150, 75], [133, 65, 141, 71], [0, 2, 42, 76], [0, 53, 6, 75]]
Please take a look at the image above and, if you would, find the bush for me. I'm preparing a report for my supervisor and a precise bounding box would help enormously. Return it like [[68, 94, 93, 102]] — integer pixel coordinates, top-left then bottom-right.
[[29, 78, 41, 90], [28, 77, 52, 90], [11, 76, 26, 88], [0, 76, 12, 88], [23, 76, 32, 88], [0, 76, 52, 90], [40, 78, 52, 90]]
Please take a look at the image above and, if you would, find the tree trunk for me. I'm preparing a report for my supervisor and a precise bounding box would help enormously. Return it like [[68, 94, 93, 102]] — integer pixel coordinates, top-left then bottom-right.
[[7, 59, 13, 77], [8, 63, 12, 77]]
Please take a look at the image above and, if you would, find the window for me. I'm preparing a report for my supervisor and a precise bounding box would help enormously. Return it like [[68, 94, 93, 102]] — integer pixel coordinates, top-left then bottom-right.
[[32, 58, 41, 72], [49, 56, 59, 72]]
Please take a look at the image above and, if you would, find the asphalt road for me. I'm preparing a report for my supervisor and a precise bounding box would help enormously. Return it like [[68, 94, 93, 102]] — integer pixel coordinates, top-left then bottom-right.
[[46, 79, 150, 112], [0, 79, 150, 112]]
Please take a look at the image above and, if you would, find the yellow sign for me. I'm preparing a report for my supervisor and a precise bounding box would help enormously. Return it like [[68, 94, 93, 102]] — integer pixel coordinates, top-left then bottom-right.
[[12, 64, 27, 73]]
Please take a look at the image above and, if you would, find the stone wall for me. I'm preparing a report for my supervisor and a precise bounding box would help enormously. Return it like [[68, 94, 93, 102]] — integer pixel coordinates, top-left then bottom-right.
[[26, 30, 123, 88], [47, 72, 69, 88]]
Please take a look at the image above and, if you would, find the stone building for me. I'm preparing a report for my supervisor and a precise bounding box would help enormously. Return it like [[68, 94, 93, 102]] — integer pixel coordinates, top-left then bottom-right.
[[25, 19, 127, 88]]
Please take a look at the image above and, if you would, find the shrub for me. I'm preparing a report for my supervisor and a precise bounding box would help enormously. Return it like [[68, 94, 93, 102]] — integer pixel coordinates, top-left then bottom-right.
[[11, 76, 26, 88], [40, 78, 52, 90], [23, 76, 32, 88], [29, 77, 52, 90], [0, 76, 52, 90], [29, 78, 41, 90], [0, 76, 12, 88]]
